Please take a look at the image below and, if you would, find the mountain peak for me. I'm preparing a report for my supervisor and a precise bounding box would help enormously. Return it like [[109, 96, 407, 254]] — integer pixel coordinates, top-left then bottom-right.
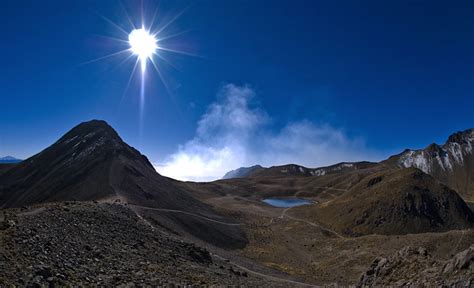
[[0, 156, 20, 161], [447, 128, 474, 144], [58, 120, 121, 144], [0, 156, 22, 163], [0, 120, 159, 206], [222, 165, 265, 179], [45, 120, 124, 164], [0, 119, 155, 208], [75, 119, 116, 132]]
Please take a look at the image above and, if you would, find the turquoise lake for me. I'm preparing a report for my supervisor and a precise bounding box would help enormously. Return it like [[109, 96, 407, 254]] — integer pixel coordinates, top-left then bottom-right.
[[262, 198, 312, 208]]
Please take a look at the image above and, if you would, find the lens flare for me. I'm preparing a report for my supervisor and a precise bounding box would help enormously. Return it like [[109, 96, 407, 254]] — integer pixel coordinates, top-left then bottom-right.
[[84, 5, 194, 137], [128, 28, 157, 72]]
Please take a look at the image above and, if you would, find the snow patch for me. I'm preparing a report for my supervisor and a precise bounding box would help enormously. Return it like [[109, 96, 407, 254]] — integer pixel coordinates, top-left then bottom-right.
[[63, 136, 78, 145], [311, 169, 326, 176], [83, 132, 96, 139], [72, 140, 86, 149], [75, 137, 106, 160], [398, 144, 464, 173], [463, 138, 473, 154], [448, 143, 464, 163], [399, 150, 431, 173]]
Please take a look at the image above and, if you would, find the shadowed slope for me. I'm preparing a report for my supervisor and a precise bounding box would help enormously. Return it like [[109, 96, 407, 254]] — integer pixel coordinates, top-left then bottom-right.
[[0, 120, 247, 249], [309, 168, 474, 236]]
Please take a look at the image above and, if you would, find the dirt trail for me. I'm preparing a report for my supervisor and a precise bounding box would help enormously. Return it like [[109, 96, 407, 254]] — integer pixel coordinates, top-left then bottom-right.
[[129, 204, 243, 226], [284, 214, 344, 238], [10, 202, 327, 287], [18, 207, 46, 217], [295, 186, 348, 197], [14, 201, 343, 240], [279, 206, 344, 238], [129, 204, 319, 287], [211, 254, 319, 287]]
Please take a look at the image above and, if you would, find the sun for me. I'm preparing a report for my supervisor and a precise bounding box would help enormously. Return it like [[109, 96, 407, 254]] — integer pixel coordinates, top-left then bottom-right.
[[128, 28, 157, 72], [85, 5, 193, 135]]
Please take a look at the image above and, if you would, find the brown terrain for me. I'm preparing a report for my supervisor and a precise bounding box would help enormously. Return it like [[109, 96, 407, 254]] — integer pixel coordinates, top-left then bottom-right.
[[1, 120, 473, 286], [185, 167, 474, 286]]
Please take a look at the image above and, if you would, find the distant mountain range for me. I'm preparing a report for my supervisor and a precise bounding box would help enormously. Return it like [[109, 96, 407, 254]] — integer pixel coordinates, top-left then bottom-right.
[[217, 129, 474, 236], [222, 128, 474, 201], [0, 156, 22, 164], [221, 162, 379, 180], [222, 165, 264, 179], [221, 162, 377, 179]]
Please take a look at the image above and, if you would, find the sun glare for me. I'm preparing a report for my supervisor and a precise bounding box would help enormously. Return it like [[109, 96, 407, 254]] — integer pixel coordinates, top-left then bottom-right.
[[87, 6, 192, 136], [128, 28, 157, 72]]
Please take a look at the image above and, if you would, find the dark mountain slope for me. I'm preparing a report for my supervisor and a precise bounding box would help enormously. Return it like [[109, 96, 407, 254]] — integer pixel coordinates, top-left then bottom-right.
[[0, 120, 247, 249], [0, 164, 16, 177], [309, 168, 474, 236]]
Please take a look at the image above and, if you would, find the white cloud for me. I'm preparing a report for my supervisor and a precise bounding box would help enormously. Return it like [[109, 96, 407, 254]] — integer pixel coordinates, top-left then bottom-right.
[[155, 84, 379, 181]]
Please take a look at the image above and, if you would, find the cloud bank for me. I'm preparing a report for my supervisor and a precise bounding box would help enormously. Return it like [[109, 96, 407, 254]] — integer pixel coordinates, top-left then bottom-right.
[[155, 84, 378, 181]]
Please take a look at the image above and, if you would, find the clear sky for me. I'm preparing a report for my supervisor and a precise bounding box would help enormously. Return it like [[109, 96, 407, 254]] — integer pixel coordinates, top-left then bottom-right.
[[1, 0, 473, 180]]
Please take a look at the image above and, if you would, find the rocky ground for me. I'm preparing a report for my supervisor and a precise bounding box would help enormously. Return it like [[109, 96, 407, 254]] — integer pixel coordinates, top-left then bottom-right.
[[0, 202, 275, 287], [358, 245, 474, 287], [238, 211, 474, 286]]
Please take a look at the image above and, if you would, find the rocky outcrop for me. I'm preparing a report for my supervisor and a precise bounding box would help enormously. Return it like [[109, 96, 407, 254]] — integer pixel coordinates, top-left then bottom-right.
[[358, 245, 474, 287], [442, 245, 474, 274]]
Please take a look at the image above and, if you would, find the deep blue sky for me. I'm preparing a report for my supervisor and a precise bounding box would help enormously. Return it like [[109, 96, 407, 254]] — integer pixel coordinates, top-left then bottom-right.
[[1, 0, 473, 171]]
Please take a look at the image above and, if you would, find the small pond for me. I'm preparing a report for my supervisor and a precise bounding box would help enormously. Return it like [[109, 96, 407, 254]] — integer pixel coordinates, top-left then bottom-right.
[[262, 198, 312, 208]]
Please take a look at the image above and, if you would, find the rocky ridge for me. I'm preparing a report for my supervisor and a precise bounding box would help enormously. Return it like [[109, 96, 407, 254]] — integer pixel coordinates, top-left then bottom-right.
[[384, 128, 474, 200], [244, 162, 377, 178]]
